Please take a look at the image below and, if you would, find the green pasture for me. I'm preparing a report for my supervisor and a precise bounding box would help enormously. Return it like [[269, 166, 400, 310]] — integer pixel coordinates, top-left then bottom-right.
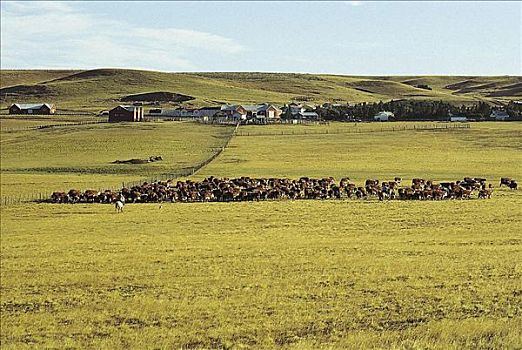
[[200, 122, 522, 182], [0, 115, 102, 130], [0, 120, 233, 198], [1, 121, 521, 348], [0, 69, 76, 88]]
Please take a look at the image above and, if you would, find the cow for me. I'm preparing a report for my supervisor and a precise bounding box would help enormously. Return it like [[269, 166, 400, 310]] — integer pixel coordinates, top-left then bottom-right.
[[51, 191, 67, 203], [500, 178, 512, 187], [412, 178, 425, 186], [82, 190, 99, 203], [478, 189, 493, 199], [67, 189, 81, 203], [51, 175, 496, 205], [365, 179, 379, 187]]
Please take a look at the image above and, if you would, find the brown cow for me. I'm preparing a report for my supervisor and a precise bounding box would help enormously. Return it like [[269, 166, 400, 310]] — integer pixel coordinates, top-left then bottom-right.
[[478, 189, 493, 199], [412, 178, 425, 186], [365, 179, 379, 187], [51, 191, 67, 203], [67, 189, 81, 203]]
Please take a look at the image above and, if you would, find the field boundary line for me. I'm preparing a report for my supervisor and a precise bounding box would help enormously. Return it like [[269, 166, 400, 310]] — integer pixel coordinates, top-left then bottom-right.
[[1, 120, 106, 132], [120, 122, 239, 188], [1, 122, 238, 205], [235, 123, 471, 137]]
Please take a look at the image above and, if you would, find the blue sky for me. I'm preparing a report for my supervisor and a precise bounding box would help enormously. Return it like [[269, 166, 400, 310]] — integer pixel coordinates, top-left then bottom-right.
[[1, 1, 520, 75]]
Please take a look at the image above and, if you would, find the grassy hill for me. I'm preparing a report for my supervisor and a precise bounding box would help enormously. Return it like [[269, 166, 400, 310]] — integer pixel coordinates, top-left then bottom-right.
[[1, 69, 520, 113], [0, 120, 233, 198]]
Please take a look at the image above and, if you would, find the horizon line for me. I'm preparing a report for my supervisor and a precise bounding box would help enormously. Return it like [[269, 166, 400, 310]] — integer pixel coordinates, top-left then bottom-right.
[[0, 67, 520, 77]]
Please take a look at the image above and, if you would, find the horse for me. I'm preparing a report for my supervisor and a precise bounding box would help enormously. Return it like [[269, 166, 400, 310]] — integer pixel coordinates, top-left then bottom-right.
[[115, 200, 124, 213]]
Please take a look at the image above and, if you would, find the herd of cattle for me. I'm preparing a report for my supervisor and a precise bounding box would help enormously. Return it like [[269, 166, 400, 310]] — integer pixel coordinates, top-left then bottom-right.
[[50, 176, 518, 204]]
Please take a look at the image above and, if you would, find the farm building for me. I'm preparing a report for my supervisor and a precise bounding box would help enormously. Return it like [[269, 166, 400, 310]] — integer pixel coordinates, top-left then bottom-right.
[[196, 107, 222, 118], [257, 104, 282, 119], [297, 111, 320, 120], [221, 104, 248, 120], [108, 105, 144, 122], [374, 111, 394, 121], [449, 115, 468, 122], [242, 104, 282, 121], [490, 109, 510, 121], [161, 107, 222, 118], [284, 103, 316, 117], [9, 103, 56, 115]]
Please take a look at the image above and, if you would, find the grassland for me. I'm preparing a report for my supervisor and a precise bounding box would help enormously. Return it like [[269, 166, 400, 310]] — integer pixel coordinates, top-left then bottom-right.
[[0, 120, 234, 198], [1, 121, 521, 349], [1, 195, 521, 349], [1, 69, 520, 112], [0, 114, 102, 131], [200, 122, 522, 182]]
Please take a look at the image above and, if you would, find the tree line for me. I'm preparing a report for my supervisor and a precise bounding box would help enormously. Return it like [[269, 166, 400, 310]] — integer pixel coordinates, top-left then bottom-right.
[[316, 100, 522, 121]]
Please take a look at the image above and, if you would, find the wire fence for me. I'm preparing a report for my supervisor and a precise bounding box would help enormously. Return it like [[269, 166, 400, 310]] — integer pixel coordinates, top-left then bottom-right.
[[235, 123, 471, 137], [1, 120, 107, 132], [0, 122, 240, 206], [1, 192, 49, 206]]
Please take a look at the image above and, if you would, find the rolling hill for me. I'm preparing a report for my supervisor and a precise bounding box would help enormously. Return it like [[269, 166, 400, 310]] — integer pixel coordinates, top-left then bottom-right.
[[1, 69, 520, 113]]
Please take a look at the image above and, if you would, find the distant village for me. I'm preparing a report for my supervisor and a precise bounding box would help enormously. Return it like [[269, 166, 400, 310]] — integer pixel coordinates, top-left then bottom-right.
[[7, 100, 522, 123]]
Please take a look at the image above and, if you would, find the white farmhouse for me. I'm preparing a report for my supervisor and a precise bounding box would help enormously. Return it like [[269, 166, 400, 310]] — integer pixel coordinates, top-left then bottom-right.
[[374, 111, 394, 121]]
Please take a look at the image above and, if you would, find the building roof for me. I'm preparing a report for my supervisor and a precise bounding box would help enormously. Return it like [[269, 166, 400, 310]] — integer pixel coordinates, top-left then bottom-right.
[[375, 111, 394, 116], [11, 103, 54, 110], [242, 104, 261, 112], [221, 104, 281, 113], [241, 104, 282, 113], [221, 104, 241, 111], [113, 105, 141, 112], [258, 104, 281, 112], [299, 111, 319, 117]]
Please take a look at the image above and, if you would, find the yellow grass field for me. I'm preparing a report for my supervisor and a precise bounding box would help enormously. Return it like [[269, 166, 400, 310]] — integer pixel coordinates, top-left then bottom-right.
[[1, 120, 521, 349], [0, 120, 234, 198]]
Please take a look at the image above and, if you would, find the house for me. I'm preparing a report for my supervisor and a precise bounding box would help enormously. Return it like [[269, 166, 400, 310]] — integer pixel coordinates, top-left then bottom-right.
[[284, 103, 316, 118], [242, 104, 282, 121], [220, 104, 248, 120], [108, 105, 144, 122], [256, 104, 282, 119], [9, 103, 56, 115], [490, 109, 510, 121], [374, 111, 394, 121]]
